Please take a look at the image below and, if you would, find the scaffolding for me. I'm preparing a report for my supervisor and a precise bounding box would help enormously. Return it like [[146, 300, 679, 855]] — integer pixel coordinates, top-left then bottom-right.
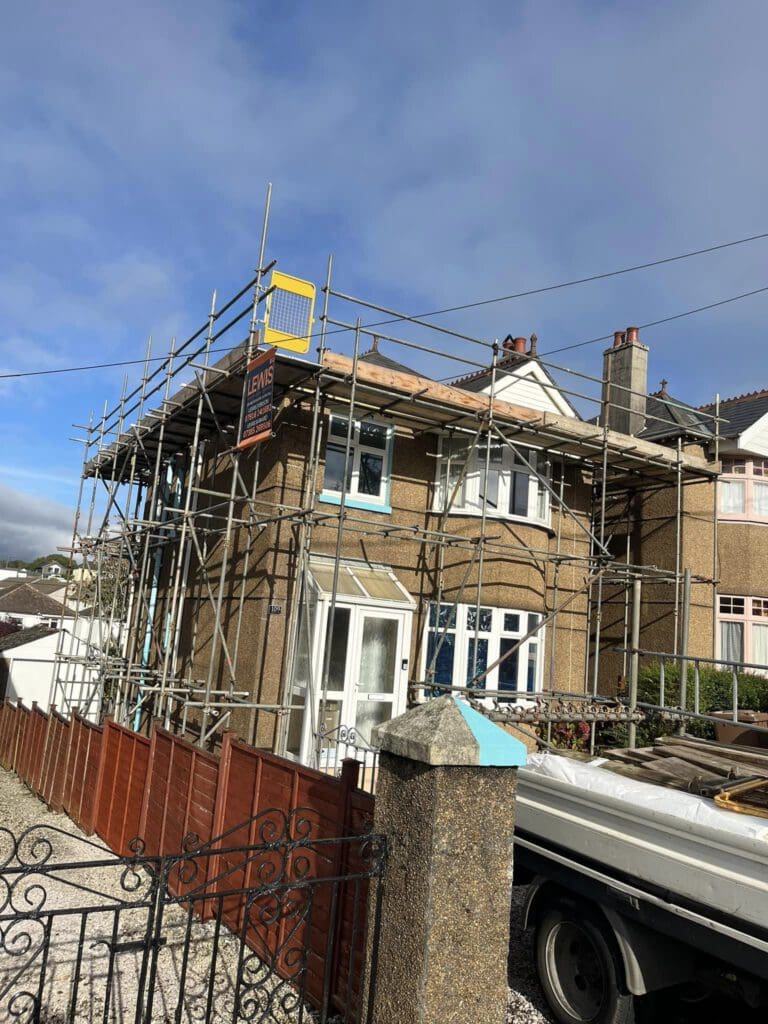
[[52, 194, 722, 756]]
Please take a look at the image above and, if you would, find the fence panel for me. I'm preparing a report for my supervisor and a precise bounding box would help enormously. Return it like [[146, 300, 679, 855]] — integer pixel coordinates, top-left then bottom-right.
[[0, 703, 17, 770], [139, 726, 220, 899], [17, 704, 48, 791], [38, 709, 71, 811], [93, 718, 150, 855], [61, 712, 103, 834]]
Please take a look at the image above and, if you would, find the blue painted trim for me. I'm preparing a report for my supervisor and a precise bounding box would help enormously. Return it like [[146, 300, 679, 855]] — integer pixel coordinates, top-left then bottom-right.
[[318, 493, 392, 515], [453, 697, 527, 766]]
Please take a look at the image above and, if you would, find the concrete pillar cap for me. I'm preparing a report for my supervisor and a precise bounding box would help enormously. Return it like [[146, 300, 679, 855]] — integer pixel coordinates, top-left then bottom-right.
[[373, 696, 527, 767]]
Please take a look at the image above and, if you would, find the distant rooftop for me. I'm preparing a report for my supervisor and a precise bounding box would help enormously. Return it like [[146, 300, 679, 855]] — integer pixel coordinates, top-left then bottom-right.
[[359, 340, 417, 376], [0, 623, 57, 653], [639, 381, 714, 443], [0, 583, 75, 618]]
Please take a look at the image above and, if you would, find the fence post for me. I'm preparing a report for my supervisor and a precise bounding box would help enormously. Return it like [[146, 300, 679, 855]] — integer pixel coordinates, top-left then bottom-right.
[[366, 695, 526, 1024]]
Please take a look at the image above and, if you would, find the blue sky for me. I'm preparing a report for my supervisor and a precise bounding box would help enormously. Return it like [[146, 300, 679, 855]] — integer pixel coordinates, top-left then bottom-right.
[[2, 0, 768, 559]]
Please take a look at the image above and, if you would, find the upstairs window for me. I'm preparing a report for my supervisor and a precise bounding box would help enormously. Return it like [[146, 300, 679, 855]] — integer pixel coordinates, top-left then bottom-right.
[[436, 436, 549, 524], [719, 457, 768, 520], [321, 414, 393, 510]]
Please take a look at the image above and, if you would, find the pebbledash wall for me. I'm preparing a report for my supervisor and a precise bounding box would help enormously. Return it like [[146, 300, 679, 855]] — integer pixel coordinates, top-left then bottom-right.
[[149, 404, 593, 751]]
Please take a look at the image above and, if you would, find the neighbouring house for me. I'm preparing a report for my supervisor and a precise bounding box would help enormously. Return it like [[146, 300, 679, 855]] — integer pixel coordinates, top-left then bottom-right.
[[0, 581, 75, 631], [595, 328, 768, 689], [84, 326, 714, 764], [0, 569, 28, 582], [0, 621, 103, 717]]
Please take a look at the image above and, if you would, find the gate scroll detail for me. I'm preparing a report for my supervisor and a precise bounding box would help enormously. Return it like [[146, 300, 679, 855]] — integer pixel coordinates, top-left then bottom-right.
[[0, 809, 385, 1024]]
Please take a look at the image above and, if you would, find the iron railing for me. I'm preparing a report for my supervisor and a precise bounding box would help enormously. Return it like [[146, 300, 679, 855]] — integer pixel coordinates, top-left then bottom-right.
[[0, 809, 385, 1023]]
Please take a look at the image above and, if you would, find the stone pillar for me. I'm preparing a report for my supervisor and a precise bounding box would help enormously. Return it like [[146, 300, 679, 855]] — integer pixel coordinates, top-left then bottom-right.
[[368, 695, 526, 1024]]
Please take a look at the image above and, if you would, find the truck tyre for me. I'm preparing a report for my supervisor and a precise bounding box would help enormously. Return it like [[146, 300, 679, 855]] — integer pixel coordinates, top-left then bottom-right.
[[535, 903, 636, 1024]]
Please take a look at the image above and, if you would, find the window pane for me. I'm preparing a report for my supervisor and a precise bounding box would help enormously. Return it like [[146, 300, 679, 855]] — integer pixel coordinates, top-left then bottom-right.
[[498, 639, 519, 693], [359, 421, 388, 450], [753, 624, 768, 668], [467, 606, 492, 631], [509, 470, 529, 517], [754, 483, 768, 515], [720, 480, 745, 513], [720, 621, 743, 663], [426, 633, 455, 693], [325, 608, 351, 691], [325, 444, 352, 492], [429, 603, 456, 629], [537, 481, 548, 520], [330, 417, 349, 438], [359, 452, 384, 496], [359, 617, 398, 694], [719, 596, 745, 616], [504, 613, 520, 632], [479, 467, 500, 509], [527, 643, 538, 693], [354, 700, 392, 745], [467, 638, 488, 688]]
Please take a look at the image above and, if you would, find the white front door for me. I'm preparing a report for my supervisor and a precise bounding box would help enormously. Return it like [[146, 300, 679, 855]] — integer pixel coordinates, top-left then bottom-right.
[[302, 603, 411, 763]]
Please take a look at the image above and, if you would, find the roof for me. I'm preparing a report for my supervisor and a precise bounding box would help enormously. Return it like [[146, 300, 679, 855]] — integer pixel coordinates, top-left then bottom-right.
[[0, 583, 74, 617], [359, 344, 416, 376], [639, 389, 714, 443], [452, 351, 532, 392], [699, 389, 768, 439], [0, 579, 67, 598], [0, 624, 58, 653]]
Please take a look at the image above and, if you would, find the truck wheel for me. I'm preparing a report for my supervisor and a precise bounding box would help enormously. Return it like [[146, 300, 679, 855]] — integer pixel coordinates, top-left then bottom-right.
[[535, 904, 635, 1024]]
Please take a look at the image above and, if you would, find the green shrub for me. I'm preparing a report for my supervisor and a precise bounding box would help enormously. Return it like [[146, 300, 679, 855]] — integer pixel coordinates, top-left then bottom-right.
[[595, 661, 768, 751]]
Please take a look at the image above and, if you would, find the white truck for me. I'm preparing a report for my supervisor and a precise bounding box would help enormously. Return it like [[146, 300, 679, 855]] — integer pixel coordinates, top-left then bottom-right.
[[514, 754, 768, 1023]]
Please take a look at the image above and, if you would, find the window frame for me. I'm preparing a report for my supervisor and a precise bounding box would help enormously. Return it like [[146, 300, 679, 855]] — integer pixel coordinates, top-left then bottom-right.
[[422, 601, 544, 699], [718, 456, 768, 522], [320, 412, 394, 512], [716, 594, 768, 670], [435, 435, 551, 526]]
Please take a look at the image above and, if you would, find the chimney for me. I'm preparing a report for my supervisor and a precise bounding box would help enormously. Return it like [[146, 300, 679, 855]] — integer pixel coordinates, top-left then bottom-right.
[[529, 334, 538, 357], [502, 335, 527, 354], [601, 325, 648, 435]]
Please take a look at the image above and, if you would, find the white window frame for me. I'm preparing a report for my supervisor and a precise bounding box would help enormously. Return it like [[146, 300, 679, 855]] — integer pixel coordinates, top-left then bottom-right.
[[320, 413, 393, 510], [434, 435, 550, 526], [717, 594, 768, 670], [718, 456, 768, 521], [422, 601, 544, 698]]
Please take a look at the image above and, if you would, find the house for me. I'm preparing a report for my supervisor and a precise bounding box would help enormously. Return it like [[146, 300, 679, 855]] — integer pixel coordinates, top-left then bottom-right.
[[81, 321, 714, 765], [595, 328, 768, 689], [0, 622, 103, 717], [0, 581, 75, 630]]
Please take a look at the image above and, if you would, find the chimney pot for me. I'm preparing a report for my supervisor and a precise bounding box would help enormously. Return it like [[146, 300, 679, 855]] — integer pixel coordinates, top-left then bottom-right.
[[626, 326, 640, 344], [502, 334, 514, 350], [513, 336, 527, 354], [529, 333, 538, 357], [613, 331, 625, 348]]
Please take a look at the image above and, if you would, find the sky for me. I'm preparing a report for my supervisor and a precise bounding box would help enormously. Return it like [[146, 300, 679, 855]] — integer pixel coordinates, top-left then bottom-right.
[[2, 0, 768, 560]]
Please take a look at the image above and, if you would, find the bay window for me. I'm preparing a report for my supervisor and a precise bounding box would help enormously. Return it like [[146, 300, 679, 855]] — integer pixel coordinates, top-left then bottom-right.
[[436, 436, 550, 524], [424, 602, 543, 697], [719, 457, 768, 519], [718, 595, 768, 670]]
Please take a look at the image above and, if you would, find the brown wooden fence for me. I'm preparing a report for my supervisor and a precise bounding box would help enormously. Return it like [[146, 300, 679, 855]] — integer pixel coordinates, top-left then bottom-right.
[[0, 700, 377, 1017]]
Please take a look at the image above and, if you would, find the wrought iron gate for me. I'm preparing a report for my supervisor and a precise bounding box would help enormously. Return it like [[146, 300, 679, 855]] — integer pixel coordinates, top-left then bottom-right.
[[0, 810, 385, 1023]]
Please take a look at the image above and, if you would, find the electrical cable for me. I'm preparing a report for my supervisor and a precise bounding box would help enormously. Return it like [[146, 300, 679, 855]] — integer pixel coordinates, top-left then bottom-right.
[[2, 229, 768, 381]]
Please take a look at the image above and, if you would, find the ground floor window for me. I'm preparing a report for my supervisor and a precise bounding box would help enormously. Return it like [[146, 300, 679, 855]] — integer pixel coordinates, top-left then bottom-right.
[[424, 602, 543, 698], [718, 594, 768, 668]]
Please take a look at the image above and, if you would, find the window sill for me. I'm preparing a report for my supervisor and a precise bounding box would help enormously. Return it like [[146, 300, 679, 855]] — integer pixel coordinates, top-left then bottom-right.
[[319, 493, 392, 515], [432, 508, 552, 530], [718, 515, 768, 525]]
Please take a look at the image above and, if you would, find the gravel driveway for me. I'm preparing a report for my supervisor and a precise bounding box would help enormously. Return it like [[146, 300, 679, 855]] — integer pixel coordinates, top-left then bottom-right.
[[0, 772, 318, 1023]]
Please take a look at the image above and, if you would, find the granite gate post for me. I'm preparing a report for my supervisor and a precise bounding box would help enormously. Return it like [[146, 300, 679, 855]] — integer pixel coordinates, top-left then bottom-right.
[[367, 695, 527, 1024]]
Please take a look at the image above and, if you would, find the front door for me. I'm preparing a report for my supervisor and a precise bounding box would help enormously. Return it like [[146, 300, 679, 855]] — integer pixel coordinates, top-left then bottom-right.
[[303, 603, 411, 764]]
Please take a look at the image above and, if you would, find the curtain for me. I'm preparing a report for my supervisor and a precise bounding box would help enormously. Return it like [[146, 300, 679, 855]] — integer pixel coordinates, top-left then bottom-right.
[[720, 479, 745, 513], [720, 621, 744, 664], [754, 483, 768, 516], [752, 624, 768, 669]]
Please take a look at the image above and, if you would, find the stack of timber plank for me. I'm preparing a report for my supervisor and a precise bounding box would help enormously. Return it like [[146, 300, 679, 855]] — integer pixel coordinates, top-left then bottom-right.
[[598, 735, 768, 816]]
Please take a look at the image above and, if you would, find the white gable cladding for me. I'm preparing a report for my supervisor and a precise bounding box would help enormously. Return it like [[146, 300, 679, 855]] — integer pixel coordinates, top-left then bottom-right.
[[739, 414, 768, 457], [479, 361, 578, 418]]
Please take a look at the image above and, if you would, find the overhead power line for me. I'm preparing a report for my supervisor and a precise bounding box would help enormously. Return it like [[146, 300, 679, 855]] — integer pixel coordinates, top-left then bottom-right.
[[2, 229, 768, 382]]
